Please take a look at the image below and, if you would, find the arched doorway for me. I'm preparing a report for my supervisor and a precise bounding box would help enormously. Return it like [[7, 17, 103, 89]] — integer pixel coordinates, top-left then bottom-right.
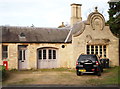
[[37, 47, 58, 69]]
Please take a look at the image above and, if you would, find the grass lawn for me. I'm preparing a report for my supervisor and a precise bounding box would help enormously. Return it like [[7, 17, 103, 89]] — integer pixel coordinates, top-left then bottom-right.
[[86, 66, 120, 86]]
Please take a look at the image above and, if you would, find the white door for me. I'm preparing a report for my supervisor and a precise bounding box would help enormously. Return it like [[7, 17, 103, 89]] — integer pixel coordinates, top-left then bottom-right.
[[37, 48, 57, 69], [18, 45, 28, 70]]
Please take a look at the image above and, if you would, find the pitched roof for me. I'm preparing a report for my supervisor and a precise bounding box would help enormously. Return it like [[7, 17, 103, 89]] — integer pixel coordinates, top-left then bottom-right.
[[64, 21, 86, 42], [1, 26, 71, 43], [71, 21, 86, 35]]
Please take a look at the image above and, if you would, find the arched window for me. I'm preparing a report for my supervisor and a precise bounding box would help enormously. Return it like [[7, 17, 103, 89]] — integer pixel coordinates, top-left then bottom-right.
[[38, 48, 57, 60]]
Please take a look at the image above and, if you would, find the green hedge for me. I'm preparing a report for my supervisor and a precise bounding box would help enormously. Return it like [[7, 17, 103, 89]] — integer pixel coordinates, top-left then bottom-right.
[[0, 65, 6, 81]]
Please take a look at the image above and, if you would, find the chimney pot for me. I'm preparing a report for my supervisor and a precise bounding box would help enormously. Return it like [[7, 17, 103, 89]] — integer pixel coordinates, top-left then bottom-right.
[[70, 3, 82, 26]]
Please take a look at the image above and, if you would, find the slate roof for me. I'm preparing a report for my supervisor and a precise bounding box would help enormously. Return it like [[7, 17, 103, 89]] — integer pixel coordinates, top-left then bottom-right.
[[71, 21, 86, 35], [0, 20, 87, 43], [0, 26, 71, 43]]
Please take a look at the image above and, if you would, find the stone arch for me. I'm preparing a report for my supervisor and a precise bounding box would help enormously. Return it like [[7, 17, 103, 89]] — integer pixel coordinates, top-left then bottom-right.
[[87, 8, 105, 31]]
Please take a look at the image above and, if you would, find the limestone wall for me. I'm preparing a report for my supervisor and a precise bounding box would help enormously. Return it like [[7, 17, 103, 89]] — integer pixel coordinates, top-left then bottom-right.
[[1, 43, 73, 70], [73, 24, 119, 67]]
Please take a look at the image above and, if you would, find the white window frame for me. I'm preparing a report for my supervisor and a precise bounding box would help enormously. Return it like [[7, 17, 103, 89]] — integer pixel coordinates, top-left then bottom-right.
[[86, 45, 107, 58], [38, 48, 57, 60]]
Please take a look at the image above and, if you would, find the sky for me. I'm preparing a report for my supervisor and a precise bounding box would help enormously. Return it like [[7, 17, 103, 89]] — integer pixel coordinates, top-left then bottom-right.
[[0, 0, 110, 28]]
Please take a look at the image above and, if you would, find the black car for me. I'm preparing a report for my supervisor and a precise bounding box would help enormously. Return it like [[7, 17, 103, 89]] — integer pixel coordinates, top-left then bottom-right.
[[76, 54, 103, 76]]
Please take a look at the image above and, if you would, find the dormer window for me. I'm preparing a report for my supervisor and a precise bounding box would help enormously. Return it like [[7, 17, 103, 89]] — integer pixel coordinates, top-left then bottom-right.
[[19, 32, 26, 41], [20, 32, 25, 37]]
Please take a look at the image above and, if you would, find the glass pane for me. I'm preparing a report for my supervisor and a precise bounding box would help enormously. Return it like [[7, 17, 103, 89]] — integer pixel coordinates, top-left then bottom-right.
[[99, 45, 102, 57], [53, 50, 56, 59], [78, 55, 97, 61], [43, 50, 46, 59], [87, 51, 90, 54], [91, 45, 94, 54], [104, 54, 106, 57], [2, 52, 8, 59], [95, 46, 98, 54], [100, 45, 102, 51], [48, 50, 52, 59], [19, 50, 22, 60], [103, 45, 106, 49], [2, 46, 8, 59], [23, 50, 25, 60], [39, 50, 42, 59], [103, 45, 106, 57], [3, 46, 7, 51], [87, 45, 90, 54]]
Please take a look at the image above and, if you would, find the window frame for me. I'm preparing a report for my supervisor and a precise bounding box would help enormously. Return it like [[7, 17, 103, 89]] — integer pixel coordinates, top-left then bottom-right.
[[2, 45, 8, 59], [38, 48, 57, 60], [43, 49, 47, 59], [86, 45, 107, 58], [53, 50, 56, 59]]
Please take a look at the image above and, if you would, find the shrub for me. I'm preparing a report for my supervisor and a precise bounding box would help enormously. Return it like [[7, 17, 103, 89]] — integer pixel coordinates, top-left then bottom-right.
[[0, 65, 6, 81]]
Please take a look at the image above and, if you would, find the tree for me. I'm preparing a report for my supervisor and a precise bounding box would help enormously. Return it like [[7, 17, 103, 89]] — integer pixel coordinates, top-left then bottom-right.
[[107, 0, 120, 38]]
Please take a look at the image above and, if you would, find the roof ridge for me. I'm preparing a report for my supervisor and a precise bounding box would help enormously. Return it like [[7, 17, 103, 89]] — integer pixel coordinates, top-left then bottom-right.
[[1, 26, 70, 30]]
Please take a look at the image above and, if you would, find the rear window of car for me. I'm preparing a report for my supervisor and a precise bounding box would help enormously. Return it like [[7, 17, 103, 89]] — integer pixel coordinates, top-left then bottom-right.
[[78, 55, 98, 61]]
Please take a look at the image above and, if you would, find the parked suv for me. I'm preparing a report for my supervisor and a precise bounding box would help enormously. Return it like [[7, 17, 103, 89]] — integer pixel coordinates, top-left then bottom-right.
[[76, 54, 103, 76]]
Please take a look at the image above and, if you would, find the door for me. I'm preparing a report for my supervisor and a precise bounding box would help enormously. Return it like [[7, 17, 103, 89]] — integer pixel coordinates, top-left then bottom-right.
[[37, 48, 57, 69], [18, 45, 28, 70]]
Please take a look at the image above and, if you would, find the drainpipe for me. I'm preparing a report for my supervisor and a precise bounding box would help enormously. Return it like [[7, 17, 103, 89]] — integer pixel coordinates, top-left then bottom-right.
[[64, 28, 73, 43]]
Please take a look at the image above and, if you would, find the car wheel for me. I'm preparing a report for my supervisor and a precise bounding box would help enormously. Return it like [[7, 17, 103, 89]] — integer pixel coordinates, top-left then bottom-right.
[[76, 71, 82, 76]]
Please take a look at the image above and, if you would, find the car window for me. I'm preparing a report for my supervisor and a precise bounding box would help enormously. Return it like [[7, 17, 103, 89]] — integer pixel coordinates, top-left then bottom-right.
[[78, 55, 97, 61]]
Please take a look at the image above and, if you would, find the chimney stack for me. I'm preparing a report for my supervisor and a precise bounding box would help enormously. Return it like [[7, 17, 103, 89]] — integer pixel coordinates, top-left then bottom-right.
[[70, 3, 82, 26]]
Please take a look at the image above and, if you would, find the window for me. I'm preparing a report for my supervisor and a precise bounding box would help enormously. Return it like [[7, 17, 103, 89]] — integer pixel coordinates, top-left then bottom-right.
[[43, 50, 46, 59], [103, 45, 106, 57], [38, 50, 42, 59], [87, 45, 107, 57], [95, 46, 98, 54], [20, 33, 25, 37], [23, 50, 25, 60], [2, 45, 8, 59], [100, 45, 102, 57], [48, 50, 52, 59], [87, 45, 90, 54], [38, 48, 57, 60], [53, 50, 56, 59], [91, 45, 94, 54], [19, 50, 22, 60], [18, 45, 27, 60]]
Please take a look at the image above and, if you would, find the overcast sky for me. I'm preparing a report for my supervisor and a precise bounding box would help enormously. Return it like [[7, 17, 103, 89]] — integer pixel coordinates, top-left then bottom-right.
[[0, 0, 110, 28]]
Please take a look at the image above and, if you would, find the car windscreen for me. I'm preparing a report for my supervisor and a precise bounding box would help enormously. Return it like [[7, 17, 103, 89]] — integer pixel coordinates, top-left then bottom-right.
[[78, 55, 97, 61]]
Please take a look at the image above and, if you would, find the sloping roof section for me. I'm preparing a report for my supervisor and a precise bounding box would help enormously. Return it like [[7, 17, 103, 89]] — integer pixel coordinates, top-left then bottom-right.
[[1, 26, 71, 43], [72, 21, 86, 37], [64, 21, 86, 42]]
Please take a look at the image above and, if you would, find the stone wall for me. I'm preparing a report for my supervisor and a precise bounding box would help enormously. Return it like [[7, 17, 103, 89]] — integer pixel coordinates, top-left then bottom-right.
[[1, 43, 73, 70], [73, 24, 119, 67]]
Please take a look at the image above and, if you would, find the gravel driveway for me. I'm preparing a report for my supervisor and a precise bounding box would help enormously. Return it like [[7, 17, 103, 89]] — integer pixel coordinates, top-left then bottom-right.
[[3, 69, 111, 86]]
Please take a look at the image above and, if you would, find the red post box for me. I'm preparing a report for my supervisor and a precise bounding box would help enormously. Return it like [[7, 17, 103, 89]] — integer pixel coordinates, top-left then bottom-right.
[[3, 61, 8, 70]]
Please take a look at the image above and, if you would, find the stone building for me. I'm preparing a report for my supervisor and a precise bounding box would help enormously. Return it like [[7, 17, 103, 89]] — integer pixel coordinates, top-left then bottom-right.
[[0, 4, 119, 70]]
